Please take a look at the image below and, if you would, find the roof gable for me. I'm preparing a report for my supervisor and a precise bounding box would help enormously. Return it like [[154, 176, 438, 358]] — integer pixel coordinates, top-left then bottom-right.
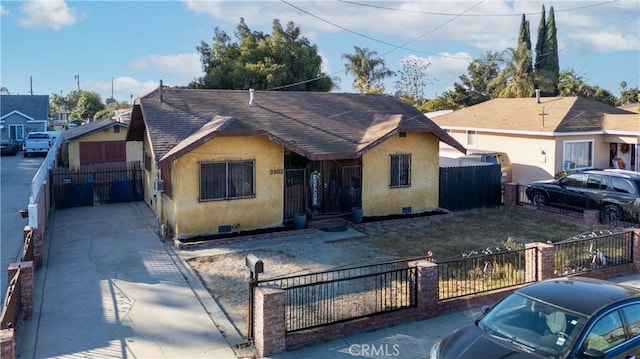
[[63, 119, 129, 141], [0, 110, 36, 122], [0, 95, 49, 122], [131, 88, 465, 164], [432, 96, 635, 134]]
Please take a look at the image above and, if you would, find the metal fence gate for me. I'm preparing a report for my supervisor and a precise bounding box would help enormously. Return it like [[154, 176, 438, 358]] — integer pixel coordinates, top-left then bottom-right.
[[51, 161, 143, 208]]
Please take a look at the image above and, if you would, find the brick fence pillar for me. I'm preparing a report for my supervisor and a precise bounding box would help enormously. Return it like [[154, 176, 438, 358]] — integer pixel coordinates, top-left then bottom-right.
[[19, 262, 34, 320], [583, 210, 600, 229], [1, 329, 15, 359], [254, 286, 285, 357], [503, 183, 518, 206], [414, 260, 438, 319], [634, 229, 640, 272], [32, 228, 43, 269], [525, 242, 555, 281]]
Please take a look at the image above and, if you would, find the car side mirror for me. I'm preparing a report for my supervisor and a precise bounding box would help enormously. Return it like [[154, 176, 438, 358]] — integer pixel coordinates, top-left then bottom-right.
[[582, 348, 606, 359]]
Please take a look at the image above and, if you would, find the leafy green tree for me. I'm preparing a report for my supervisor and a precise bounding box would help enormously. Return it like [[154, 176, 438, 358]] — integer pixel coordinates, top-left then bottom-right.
[[421, 90, 462, 112], [393, 57, 433, 106], [452, 51, 503, 106], [94, 100, 131, 120], [618, 84, 639, 106], [342, 46, 394, 93], [0, 87, 9, 95], [71, 91, 104, 121], [191, 18, 334, 91], [557, 69, 592, 97]]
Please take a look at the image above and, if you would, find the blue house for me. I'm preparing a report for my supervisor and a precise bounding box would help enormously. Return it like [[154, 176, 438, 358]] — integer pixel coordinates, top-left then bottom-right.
[[0, 95, 49, 143]]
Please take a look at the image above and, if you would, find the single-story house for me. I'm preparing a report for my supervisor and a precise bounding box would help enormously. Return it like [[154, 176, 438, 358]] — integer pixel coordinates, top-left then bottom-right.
[[126, 87, 465, 240], [0, 95, 49, 143], [62, 118, 141, 169], [432, 96, 639, 183]]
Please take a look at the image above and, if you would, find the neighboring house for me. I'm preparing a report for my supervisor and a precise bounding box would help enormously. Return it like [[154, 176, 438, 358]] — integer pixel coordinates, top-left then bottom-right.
[[63, 118, 141, 169], [432, 96, 639, 183], [126, 87, 465, 240], [0, 95, 49, 143]]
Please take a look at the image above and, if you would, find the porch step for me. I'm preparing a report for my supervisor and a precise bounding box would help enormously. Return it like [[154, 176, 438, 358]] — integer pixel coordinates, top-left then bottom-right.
[[307, 217, 348, 230]]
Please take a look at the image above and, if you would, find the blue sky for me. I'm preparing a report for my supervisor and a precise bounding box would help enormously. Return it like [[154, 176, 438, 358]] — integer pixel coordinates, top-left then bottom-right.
[[1, 1, 639, 104]]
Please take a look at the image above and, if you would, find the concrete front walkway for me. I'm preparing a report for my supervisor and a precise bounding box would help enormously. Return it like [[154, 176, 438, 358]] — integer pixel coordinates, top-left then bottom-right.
[[17, 202, 238, 358]]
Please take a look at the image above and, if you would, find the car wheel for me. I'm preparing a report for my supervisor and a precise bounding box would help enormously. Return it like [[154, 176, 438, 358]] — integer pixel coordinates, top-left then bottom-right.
[[531, 191, 548, 208], [23, 152, 28, 158], [601, 204, 622, 223]]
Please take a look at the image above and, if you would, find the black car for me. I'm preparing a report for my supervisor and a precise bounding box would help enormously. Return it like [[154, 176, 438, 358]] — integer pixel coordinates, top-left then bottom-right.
[[0, 138, 20, 156], [430, 277, 640, 359], [525, 170, 640, 223]]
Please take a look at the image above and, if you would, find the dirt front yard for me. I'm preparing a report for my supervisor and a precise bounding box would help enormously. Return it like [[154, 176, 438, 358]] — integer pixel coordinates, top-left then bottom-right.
[[183, 206, 591, 338]]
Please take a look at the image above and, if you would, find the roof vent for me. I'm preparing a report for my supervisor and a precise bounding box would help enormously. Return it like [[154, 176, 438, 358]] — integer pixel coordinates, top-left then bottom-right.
[[159, 79, 163, 103], [248, 88, 257, 107]]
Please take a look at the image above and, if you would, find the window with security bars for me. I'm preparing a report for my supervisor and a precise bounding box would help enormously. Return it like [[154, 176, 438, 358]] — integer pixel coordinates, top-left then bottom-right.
[[200, 160, 255, 201], [390, 154, 411, 188]]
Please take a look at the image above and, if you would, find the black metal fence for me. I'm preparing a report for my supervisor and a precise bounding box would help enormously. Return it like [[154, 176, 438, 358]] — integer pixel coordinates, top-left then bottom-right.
[[439, 165, 502, 211], [554, 230, 634, 276], [257, 258, 421, 333], [436, 247, 537, 300], [51, 162, 143, 208]]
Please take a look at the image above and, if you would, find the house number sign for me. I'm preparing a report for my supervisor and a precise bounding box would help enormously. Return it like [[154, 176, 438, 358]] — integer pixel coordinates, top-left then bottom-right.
[[269, 169, 284, 175]]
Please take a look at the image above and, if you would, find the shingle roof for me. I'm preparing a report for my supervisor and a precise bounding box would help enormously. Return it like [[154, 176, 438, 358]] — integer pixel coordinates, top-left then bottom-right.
[[432, 96, 635, 134], [63, 119, 128, 142], [0, 95, 49, 121], [128, 88, 465, 164]]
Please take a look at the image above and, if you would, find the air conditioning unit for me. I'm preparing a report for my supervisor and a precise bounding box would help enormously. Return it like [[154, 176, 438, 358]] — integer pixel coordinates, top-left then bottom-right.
[[153, 179, 164, 193]]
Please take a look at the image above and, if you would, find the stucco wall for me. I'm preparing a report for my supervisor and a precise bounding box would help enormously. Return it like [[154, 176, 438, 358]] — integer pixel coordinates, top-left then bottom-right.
[[361, 132, 440, 217], [67, 126, 128, 169], [170, 136, 284, 239], [446, 130, 612, 184]]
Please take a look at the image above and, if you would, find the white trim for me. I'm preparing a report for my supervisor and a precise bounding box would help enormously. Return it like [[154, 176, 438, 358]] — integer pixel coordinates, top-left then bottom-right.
[[0, 110, 36, 122], [441, 126, 638, 138], [466, 130, 477, 147], [563, 139, 595, 170]]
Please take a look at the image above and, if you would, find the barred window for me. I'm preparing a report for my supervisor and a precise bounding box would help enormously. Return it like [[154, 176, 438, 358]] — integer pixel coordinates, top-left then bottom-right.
[[390, 154, 411, 188], [200, 160, 255, 201]]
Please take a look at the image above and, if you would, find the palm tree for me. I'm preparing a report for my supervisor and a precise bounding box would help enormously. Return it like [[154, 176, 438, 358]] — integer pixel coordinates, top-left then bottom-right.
[[342, 46, 394, 93], [491, 48, 535, 98]]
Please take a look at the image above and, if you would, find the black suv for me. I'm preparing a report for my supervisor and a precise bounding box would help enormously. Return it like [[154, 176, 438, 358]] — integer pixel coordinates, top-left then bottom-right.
[[526, 169, 640, 223]]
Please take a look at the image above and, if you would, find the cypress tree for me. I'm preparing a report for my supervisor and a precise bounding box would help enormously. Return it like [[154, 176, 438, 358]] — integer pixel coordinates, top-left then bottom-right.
[[545, 6, 559, 95], [535, 5, 547, 72], [517, 14, 533, 78]]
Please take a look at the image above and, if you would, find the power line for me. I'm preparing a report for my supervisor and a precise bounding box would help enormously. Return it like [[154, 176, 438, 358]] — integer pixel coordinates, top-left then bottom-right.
[[280, 0, 472, 60], [338, 0, 615, 17]]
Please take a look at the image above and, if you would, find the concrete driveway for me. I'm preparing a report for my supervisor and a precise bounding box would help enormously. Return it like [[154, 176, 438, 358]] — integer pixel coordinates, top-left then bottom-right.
[[17, 202, 238, 358]]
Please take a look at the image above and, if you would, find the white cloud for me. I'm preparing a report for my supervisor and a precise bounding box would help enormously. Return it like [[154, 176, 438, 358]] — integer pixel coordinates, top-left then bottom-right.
[[182, 1, 638, 57], [83, 77, 159, 102], [18, 0, 81, 30], [129, 53, 203, 82], [0, 5, 8, 16]]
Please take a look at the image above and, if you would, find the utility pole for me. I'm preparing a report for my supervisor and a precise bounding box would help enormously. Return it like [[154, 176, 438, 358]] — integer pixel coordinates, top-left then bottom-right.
[[111, 77, 114, 100], [74, 75, 80, 92]]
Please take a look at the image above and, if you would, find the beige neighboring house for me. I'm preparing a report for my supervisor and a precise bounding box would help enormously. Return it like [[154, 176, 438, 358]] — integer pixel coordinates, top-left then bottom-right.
[[432, 96, 639, 183]]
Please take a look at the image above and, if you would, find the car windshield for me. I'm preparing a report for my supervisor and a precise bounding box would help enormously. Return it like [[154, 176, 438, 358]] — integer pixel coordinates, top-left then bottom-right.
[[478, 293, 587, 358]]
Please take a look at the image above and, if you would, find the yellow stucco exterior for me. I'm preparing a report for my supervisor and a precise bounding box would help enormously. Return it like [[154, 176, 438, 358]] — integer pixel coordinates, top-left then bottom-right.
[[158, 135, 284, 239], [143, 131, 444, 239], [361, 132, 440, 217], [67, 126, 128, 169]]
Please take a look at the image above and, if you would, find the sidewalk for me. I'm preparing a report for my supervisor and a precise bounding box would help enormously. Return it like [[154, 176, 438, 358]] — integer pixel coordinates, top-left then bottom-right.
[[16, 202, 239, 358]]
